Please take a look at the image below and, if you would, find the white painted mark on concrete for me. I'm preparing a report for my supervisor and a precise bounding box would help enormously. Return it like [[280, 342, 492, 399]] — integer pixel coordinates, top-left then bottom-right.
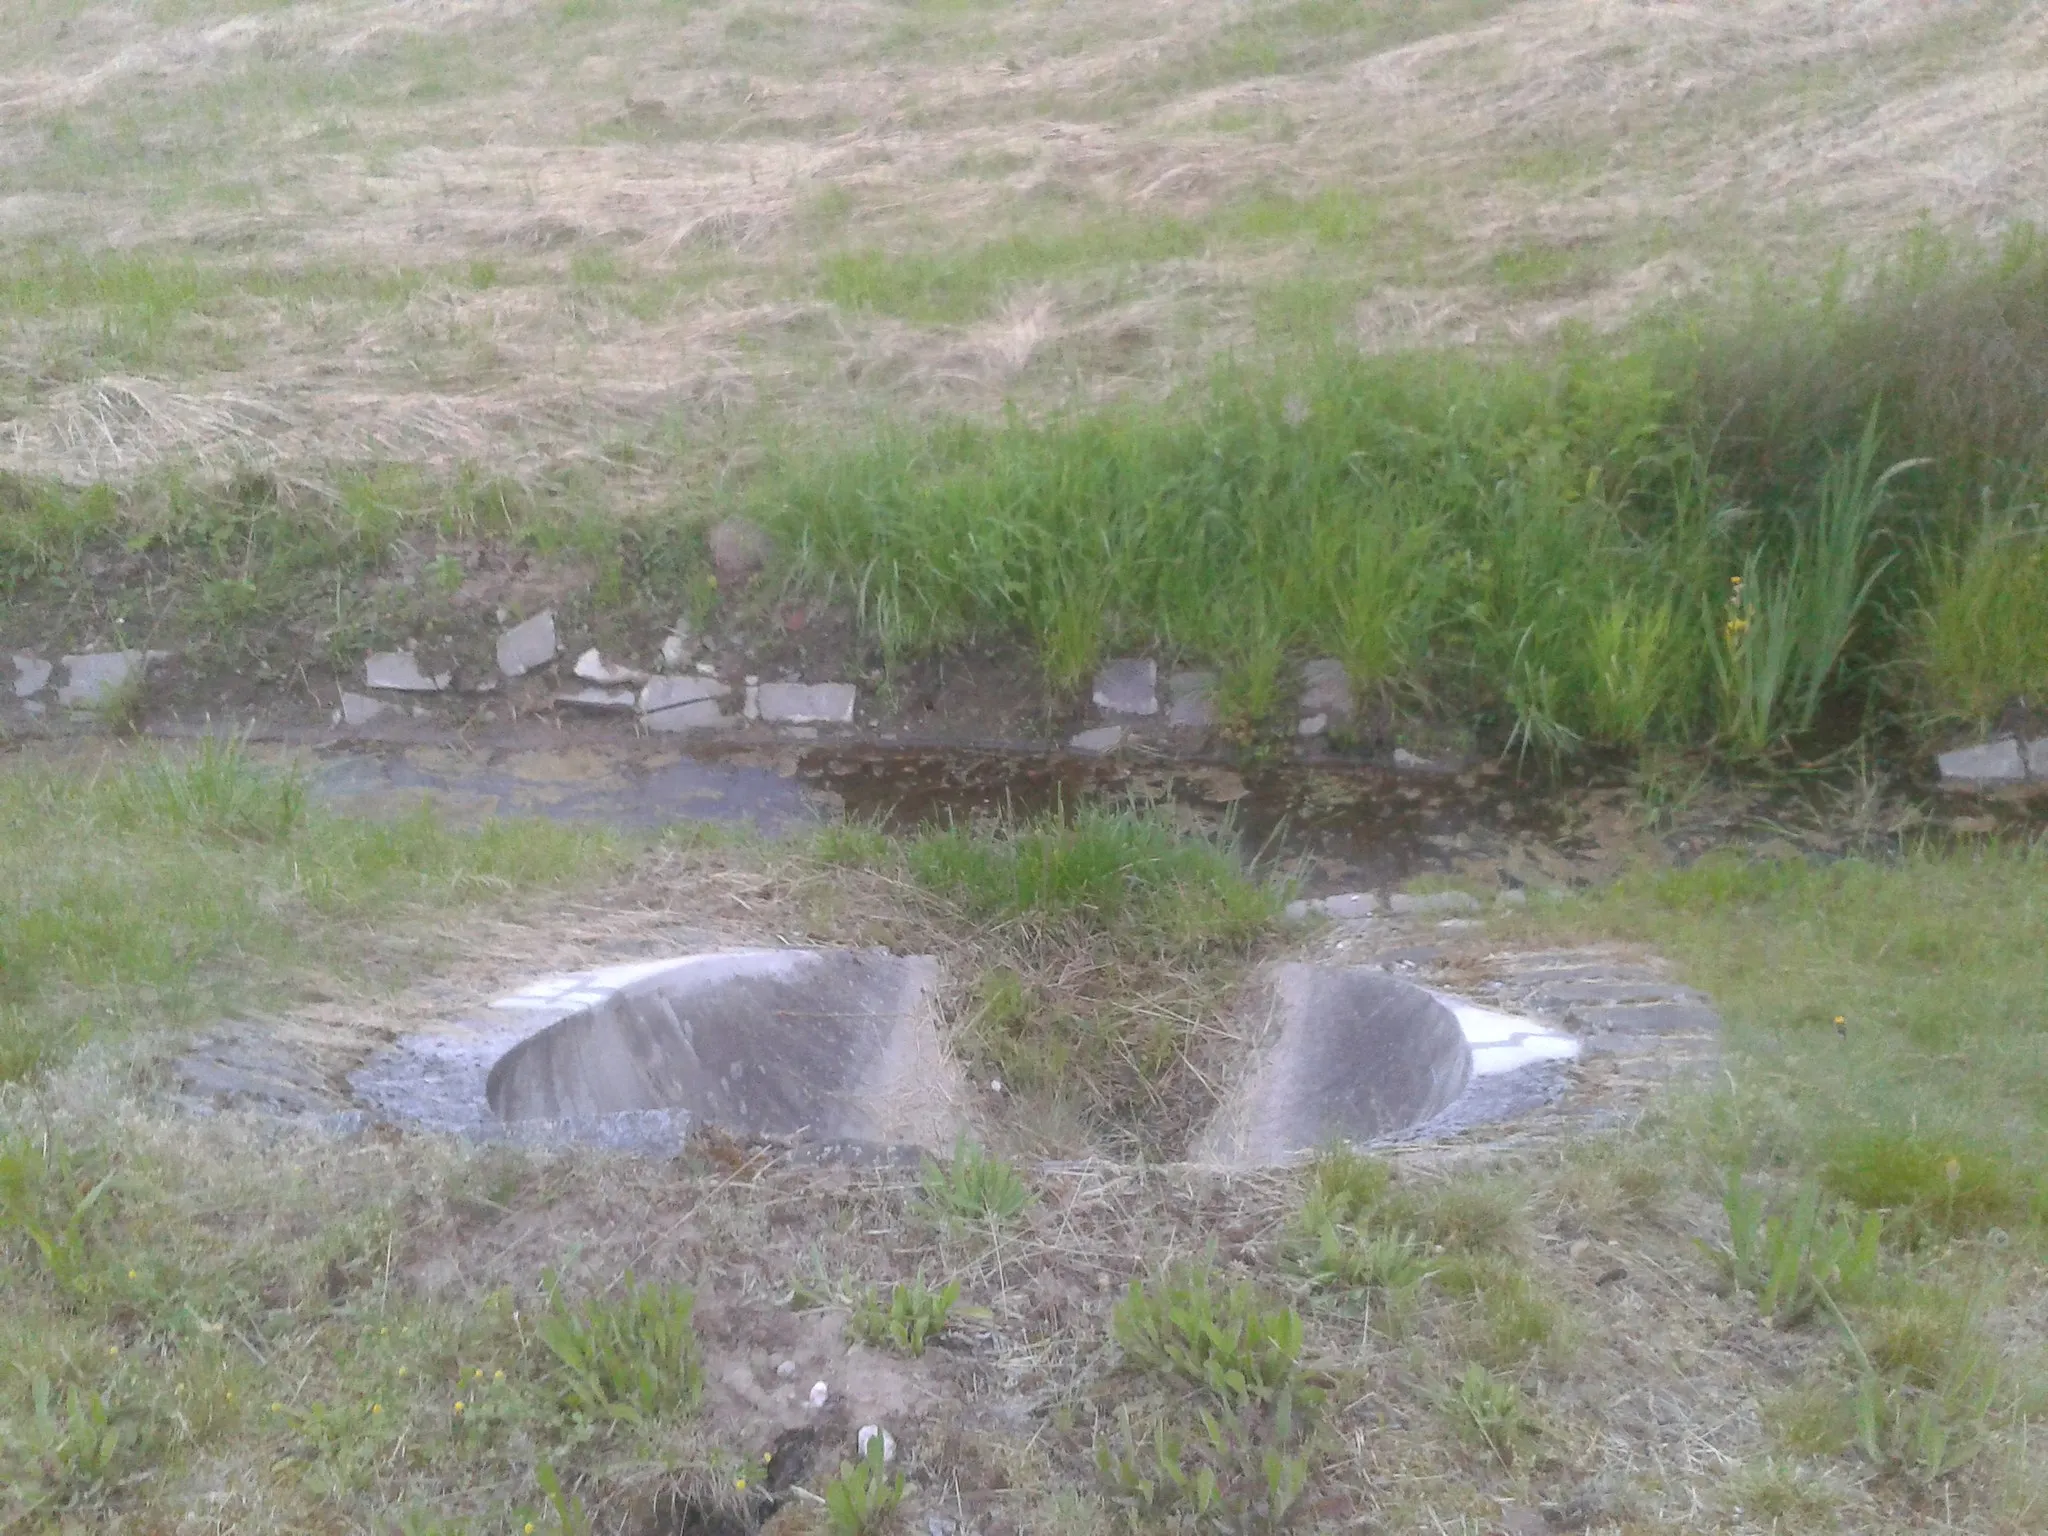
[[1437, 998, 1579, 1076]]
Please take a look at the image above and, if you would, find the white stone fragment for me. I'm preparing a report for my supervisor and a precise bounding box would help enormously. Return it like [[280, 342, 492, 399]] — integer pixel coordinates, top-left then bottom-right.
[[858, 1426, 896, 1463], [496, 610, 558, 677], [574, 647, 646, 686], [1297, 713, 1328, 737], [809, 1381, 829, 1409]]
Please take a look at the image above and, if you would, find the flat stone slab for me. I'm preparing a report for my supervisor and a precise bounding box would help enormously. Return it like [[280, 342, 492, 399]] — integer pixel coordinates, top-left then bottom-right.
[[1300, 658, 1352, 720], [338, 691, 388, 727], [1388, 890, 1482, 916], [496, 611, 558, 677], [1166, 670, 1215, 729], [1093, 658, 1158, 716], [1937, 737, 2025, 784], [2030, 739, 2048, 777], [1194, 965, 1473, 1165], [640, 675, 731, 731], [757, 682, 857, 725], [1286, 892, 1381, 921], [56, 649, 163, 708], [366, 652, 450, 692], [1068, 724, 1125, 755], [12, 654, 52, 698], [482, 950, 969, 1150], [556, 686, 637, 713]]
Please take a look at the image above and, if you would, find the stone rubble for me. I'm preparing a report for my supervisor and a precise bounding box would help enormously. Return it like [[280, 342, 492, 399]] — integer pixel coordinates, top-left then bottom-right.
[[496, 611, 558, 677], [1299, 657, 1352, 720], [365, 651, 450, 692], [338, 691, 388, 727], [555, 686, 638, 713], [755, 681, 857, 724], [1166, 670, 1216, 728], [11, 654, 52, 698], [1067, 724, 1125, 755], [56, 649, 166, 708], [639, 675, 730, 732], [573, 647, 646, 686], [1092, 657, 1158, 716]]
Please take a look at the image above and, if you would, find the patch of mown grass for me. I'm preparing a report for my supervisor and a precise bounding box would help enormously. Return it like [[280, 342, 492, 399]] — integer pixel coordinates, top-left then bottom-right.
[[0, 740, 624, 1082], [817, 216, 1204, 324]]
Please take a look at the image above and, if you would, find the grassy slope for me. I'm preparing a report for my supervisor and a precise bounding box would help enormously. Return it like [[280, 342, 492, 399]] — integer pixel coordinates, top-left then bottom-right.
[[2, 745, 2045, 1533], [4, 0, 2048, 763]]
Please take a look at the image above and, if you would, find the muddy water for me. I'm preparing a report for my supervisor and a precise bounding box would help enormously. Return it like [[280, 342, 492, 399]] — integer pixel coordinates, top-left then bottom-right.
[[303, 736, 1731, 893]]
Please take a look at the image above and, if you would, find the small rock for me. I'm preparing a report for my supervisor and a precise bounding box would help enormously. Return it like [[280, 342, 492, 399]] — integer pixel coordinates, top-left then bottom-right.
[[708, 517, 772, 587], [1092, 657, 1158, 716], [927, 1518, 960, 1536], [989, 1077, 1003, 1094], [1393, 747, 1453, 773], [339, 691, 388, 727], [756, 681, 856, 724], [1166, 670, 1216, 729], [857, 1425, 896, 1463], [776, 1360, 797, 1380], [1388, 890, 1483, 916], [1300, 657, 1352, 719], [573, 647, 646, 686], [2027, 738, 2048, 780], [56, 650, 162, 709], [659, 633, 690, 670], [1297, 713, 1328, 737], [809, 1381, 829, 1409], [496, 611, 558, 678], [11, 654, 52, 698], [1067, 724, 1125, 755], [1937, 738, 2025, 785], [693, 661, 716, 676], [555, 686, 638, 713], [365, 652, 450, 692]]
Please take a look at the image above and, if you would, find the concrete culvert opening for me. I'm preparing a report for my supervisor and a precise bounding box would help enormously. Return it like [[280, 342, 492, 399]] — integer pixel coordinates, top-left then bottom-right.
[[1194, 965, 1473, 1166], [483, 949, 969, 1151]]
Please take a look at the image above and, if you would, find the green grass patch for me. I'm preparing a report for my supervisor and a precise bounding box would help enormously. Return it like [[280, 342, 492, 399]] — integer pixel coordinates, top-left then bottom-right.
[[1563, 844, 2048, 1244], [0, 739, 625, 1082]]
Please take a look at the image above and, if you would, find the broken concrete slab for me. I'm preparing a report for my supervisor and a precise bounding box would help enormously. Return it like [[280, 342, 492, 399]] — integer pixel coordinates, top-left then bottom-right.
[[2028, 738, 2048, 779], [1285, 892, 1380, 921], [639, 675, 731, 732], [1167, 670, 1216, 729], [338, 691, 388, 727], [1067, 724, 1125, 755], [484, 950, 969, 1151], [56, 649, 164, 708], [556, 686, 638, 713], [496, 610, 558, 677], [1937, 737, 2025, 785], [1300, 658, 1352, 720], [1194, 966, 1471, 1165], [366, 652, 450, 692], [1092, 658, 1158, 716], [11, 654, 51, 698], [756, 682, 857, 725], [1388, 890, 1482, 916], [574, 647, 647, 686]]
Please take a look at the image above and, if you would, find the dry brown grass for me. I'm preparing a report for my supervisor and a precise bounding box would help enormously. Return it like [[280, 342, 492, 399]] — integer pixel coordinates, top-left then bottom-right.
[[3, 0, 2045, 483]]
